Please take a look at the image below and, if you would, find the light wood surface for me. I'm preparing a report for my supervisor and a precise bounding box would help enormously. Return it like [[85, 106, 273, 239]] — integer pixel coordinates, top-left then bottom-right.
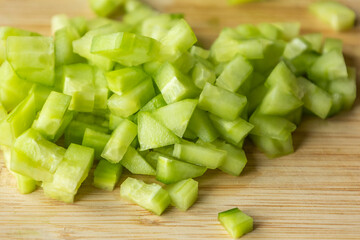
[[1, 0, 360, 239]]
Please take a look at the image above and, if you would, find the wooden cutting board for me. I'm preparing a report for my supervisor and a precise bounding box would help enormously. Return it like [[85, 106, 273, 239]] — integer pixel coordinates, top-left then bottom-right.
[[0, 0, 359, 239]]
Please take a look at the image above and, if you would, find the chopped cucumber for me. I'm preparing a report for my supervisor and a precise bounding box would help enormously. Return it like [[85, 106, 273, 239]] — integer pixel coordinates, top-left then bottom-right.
[[187, 108, 219, 142], [166, 178, 198, 211], [82, 128, 111, 159], [89, 0, 125, 17], [93, 159, 122, 191], [218, 208, 253, 238], [120, 146, 156, 175]]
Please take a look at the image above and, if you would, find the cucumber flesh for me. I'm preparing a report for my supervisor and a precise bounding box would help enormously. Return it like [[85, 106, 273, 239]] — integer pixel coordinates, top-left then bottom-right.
[[120, 146, 156, 175], [93, 159, 122, 191], [218, 208, 253, 238], [166, 178, 198, 211]]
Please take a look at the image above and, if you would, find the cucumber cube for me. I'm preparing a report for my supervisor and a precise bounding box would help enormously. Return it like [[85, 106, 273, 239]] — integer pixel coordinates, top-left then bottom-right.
[[6, 36, 55, 86], [216, 55, 253, 92], [309, 1, 356, 31], [155, 62, 198, 104], [166, 178, 198, 211], [63, 63, 95, 112], [120, 146, 156, 175], [93, 67, 109, 110], [32, 91, 72, 140], [187, 108, 219, 142], [302, 33, 323, 53], [218, 208, 253, 238], [250, 134, 294, 158], [82, 128, 111, 159], [138, 111, 180, 151], [93, 159, 122, 191], [64, 120, 109, 146], [198, 83, 247, 121], [15, 173, 37, 194], [323, 38, 343, 54], [156, 155, 207, 184], [43, 144, 94, 203], [89, 0, 125, 17], [283, 38, 309, 60], [101, 119, 137, 163], [190, 46, 210, 59], [108, 78, 155, 117], [152, 99, 198, 137], [140, 94, 167, 112], [173, 142, 226, 169], [91, 32, 160, 66], [120, 177, 170, 215], [272, 22, 301, 41], [172, 51, 196, 74], [55, 26, 83, 66], [29, 84, 53, 112], [191, 61, 216, 89]]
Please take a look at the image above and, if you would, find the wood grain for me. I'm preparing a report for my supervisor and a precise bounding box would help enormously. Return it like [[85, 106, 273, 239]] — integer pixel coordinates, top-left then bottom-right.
[[0, 0, 360, 239]]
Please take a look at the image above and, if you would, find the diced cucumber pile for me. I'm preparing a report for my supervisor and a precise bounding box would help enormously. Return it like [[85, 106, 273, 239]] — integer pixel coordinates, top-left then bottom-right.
[[0, 0, 357, 237]]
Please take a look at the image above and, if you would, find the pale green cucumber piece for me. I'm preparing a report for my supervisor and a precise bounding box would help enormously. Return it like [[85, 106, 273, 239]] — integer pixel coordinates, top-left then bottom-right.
[[323, 38, 343, 54], [191, 61, 216, 89], [64, 120, 109, 146], [55, 26, 84, 66], [138, 111, 180, 151], [218, 208, 253, 238], [120, 177, 170, 215], [14, 128, 66, 174], [190, 46, 210, 59], [272, 22, 301, 41], [212, 140, 247, 176], [145, 151, 163, 169], [309, 1, 356, 31], [120, 146, 156, 175], [284, 107, 303, 126], [53, 110, 74, 143], [154, 145, 175, 156], [297, 77, 332, 119], [15, 173, 37, 194], [249, 112, 297, 140], [284, 52, 320, 76], [51, 14, 87, 36], [166, 178, 198, 211], [173, 142, 226, 169], [0, 93, 36, 147], [101, 119, 137, 163], [257, 23, 282, 40], [140, 14, 182, 41], [171, 51, 196, 74], [63, 63, 95, 112], [140, 94, 167, 112], [82, 128, 111, 159], [123, 3, 156, 26], [0, 61, 33, 111], [161, 19, 197, 53], [74, 112, 109, 129], [0, 40, 5, 64], [43, 144, 94, 203], [283, 37, 309, 60], [198, 83, 247, 121], [187, 108, 219, 142], [156, 155, 207, 184], [93, 159, 122, 191], [152, 99, 197, 137], [307, 50, 348, 88], [89, 0, 125, 17], [265, 61, 304, 99], [91, 32, 160, 66], [302, 33, 323, 53], [105, 67, 148, 95], [108, 78, 155, 117], [0, 102, 6, 121], [235, 24, 262, 39], [6, 36, 55, 86], [87, 17, 131, 32], [183, 128, 198, 141], [216, 55, 253, 92], [109, 114, 125, 130], [0, 26, 40, 40], [32, 91, 72, 140], [29, 84, 53, 112], [93, 67, 109, 110], [257, 86, 303, 116], [209, 114, 253, 146], [250, 134, 294, 158], [155, 62, 199, 104]]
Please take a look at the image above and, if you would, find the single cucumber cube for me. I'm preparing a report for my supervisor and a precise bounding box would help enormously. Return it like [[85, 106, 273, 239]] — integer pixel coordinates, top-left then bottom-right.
[[91, 32, 160, 66], [191, 61, 216, 89], [105, 67, 148, 95], [0, 26, 40, 40], [283, 37, 309, 60], [323, 38, 343, 54], [190, 46, 210, 59], [29, 84, 53, 112], [155, 62, 198, 104], [120, 177, 170, 215], [74, 112, 109, 128], [14, 128, 66, 174], [272, 22, 301, 41], [156, 155, 207, 184], [138, 111, 180, 151], [302, 33, 323, 53], [55, 26, 84, 66], [170, 51, 195, 74], [93, 67, 109, 110], [284, 52, 320, 76], [6, 36, 55, 86], [250, 134, 294, 158], [152, 99, 197, 138], [216, 55, 253, 92], [101, 119, 137, 163], [51, 14, 87, 36], [63, 63, 95, 112], [187, 108, 219, 142], [140, 94, 167, 112], [212, 140, 247, 176], [93, 159, 122, 191], [297, 77, 332, 119], [0, 93, 36, 147], [140, 14, 182, 41], [257, 23, 282, 40], [173, 142, 226, 169], [64, 120, 109, 146], [209, 114, 254, 146], [123, 4, 156, 26], [43, 144, 94, 203], [284, 107, 303, 126], [166, 178, 198, 211], [307, 50, 348, 88], [120, 146, 156, 175], [235, 24, 262, 39], [218, 208, 253, 238], [0, 61, 33, 111], [15, 173, 37, 194], [257, 86, 303, 116], [109, 113, 125, 130], [250, 112, 297, 141], [89, 0, 125, 17], [53, 110, 74, 143], [309, 1, 356, 31], [32, 91, 72, 140], [108, 78, 155, 117], [198, 83, 247, 121], [82, 128, 111, 159]]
